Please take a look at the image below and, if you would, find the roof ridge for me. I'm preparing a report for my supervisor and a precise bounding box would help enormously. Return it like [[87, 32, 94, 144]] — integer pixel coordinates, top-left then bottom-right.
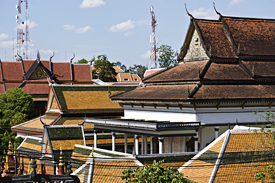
[[209, 130, 231, 183]]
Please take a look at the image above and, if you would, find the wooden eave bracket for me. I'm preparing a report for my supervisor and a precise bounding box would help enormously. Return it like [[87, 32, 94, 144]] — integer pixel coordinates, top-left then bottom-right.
[[153, 104, 157, 109], [216, 103, 220, 110], [269, 102, 273, 109], [130, 103, 134, 108], [241, 102, 245, 109], [178, 104, 183, 110], [193, 103, 196, 110], [165, 104, 169, 109], [140, 103, 144, 108], [119, 103, 124, 107]]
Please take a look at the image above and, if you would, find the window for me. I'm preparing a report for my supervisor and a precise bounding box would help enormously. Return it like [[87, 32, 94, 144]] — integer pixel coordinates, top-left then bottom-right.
[[134, 78, 138, 81], [124, 78, 129, 81]]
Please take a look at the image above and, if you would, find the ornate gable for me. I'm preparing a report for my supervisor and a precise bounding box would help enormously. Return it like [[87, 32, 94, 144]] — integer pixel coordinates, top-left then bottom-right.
[[29, 65, 48, 79], [184, 29, 209, 62], [50, 96, 59, 111]]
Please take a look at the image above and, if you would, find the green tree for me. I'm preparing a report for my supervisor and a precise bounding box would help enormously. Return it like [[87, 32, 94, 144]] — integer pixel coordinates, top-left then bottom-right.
[[128, 64, 147, 80], [157, 44, 176, 68], [122, 160, 192, 183], [75, 58, 88, 64], [255, 111, 275, 182], [113, 61, 127, 72], [0, 88, 38, 157], [93, 54, 117, 82]]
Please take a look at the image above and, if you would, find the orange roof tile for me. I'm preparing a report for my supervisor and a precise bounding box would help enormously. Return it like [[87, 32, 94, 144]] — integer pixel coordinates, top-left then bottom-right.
[[73, 64, 92, 82]]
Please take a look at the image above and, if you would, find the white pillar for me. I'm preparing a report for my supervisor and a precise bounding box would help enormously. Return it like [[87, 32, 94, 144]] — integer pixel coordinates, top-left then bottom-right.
[[150, 136, 153, 154], [112, 132, 115, 151], [141, 136, 144, 155], [124, 133, 128, 153], [134, 135, 139, 155], [215, 126, 220, 139], [195, 130, 199, 152], [182, 136, 186, 152], [169, 137, 172, 153], [94, 130, 97, 149], [144, 136, 147, 155], [158, 137, 164, 154]]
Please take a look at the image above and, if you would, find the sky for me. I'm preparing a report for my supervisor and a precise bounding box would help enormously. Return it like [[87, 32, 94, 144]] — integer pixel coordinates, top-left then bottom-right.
[[1, 0, 275, 67]]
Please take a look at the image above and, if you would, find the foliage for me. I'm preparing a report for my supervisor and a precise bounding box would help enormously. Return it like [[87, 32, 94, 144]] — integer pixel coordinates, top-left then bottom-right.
[[128, 64, 147, 80], [75, 58, 88, 64], [254, 111, 275, 182], [157, 44, 177, 68], [113, 61, 127, 72], [93, 54, 117, 82], [122, 160, 191, 183], [0, 88, 38, 158]]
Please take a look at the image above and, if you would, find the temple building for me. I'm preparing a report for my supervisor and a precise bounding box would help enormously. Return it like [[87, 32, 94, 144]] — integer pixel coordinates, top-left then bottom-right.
[[86, 11, 275, 155]]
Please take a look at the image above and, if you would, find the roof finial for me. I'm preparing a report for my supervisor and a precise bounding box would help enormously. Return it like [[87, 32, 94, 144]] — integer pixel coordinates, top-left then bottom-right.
[[37, 50, 40, 63], [50, 52, 55, 62], [185, 4, 193, 19], [70, 53, 75, 64], [213, 2, 221, 16]]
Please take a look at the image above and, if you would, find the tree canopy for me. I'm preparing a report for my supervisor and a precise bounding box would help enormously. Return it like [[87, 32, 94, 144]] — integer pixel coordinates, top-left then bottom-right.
[[93, 54, 117, 82], [75, 58, 89, 64], [0, 88, 38, 157], [128, 64, 147, 80], [157, 44, 177, 68], [122, 160, 191, 183]]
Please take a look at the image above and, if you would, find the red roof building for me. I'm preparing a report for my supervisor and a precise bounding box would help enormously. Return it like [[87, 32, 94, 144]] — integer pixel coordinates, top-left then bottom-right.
[[0, 54, 94, 114]]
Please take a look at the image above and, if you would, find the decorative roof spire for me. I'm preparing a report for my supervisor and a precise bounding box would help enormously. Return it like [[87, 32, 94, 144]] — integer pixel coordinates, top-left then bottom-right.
[[7, 136, 13, 156], [36, 50, 40, 63], [213, 2, 222, 19], [70, 53, 75, 64], [185, 4, 193, 19], [59, 143, 64, 167]]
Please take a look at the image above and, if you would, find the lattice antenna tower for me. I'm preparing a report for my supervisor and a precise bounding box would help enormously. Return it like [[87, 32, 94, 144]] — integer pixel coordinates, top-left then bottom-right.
[[149, 6, 158, 69], [15, 0, 23, 60], [25, 0, 30, 59], [15, 0, 30, 60]]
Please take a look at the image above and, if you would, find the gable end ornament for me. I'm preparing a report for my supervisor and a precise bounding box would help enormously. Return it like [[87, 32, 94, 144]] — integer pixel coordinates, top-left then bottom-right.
[[36, 50, 40, 63], [213, 2, 222, 19], [185, 3, 193, 20]]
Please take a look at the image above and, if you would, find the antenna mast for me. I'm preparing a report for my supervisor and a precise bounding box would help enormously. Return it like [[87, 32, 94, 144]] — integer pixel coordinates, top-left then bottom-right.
[[25, 0, 30, 59], [149, 5, 158, 69], [15, 0, 30, 60], [16, 0, 23, 60]]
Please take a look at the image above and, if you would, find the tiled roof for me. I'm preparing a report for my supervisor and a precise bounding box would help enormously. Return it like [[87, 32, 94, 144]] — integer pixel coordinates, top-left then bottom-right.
[[111, 85, 196, 101], [5, 83, 21, 90], [242, 60, 275, 77], [21, 83, 50, 94], [12, 115, 58, 134], [113, 66, 124, 73], [193, 84, 275, 99], [143, 61, 208, 83], [116, 73, 133, 82], [52, 62, 72, 81], [180, 136, 226, 183], [17, 136, 42, 156], [92, 160, 140, 183], [223, 17, 275, 56], [73, 64, 92, 82], [1, 62, 23, 80], [46, 125, 85, 162], [131, 74, 141, 82], [214, 132, 275, 182], [143, 68, 166, 80], [71, 145, 93, 165], [203, 62, 252, 80], [52, 85, 135, 114], [195, 19, 237, 58], [54, 117, 94, 132]]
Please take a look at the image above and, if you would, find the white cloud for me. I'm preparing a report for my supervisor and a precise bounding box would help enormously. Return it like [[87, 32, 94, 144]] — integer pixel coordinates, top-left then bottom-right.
[[124, 31, 133, 37], [140, 50, 150, 59], [190, 8, 217, 19], [0, 33, 9, 41], [109, 20, 135, 32], [39, 49, 56, 56], [63, 25, 75, 30], [0, 40, 13, 48], [80, 0, 106, 8], [16, 20, 38, 30], [75, 26, 94, 33], [229, 0, 243, 6]]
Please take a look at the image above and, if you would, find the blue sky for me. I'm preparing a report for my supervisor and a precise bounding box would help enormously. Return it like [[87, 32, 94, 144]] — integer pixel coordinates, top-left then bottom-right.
[[0, 0, 275, 67]]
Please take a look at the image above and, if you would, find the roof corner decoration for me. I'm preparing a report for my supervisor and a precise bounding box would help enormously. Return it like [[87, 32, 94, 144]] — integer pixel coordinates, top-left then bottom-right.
[[49, 51, 55, 74], [213, 2, 222, 20], [17, 52, 26, 76], [70, 53, 75, 82], [184, 3, 193, 20]]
